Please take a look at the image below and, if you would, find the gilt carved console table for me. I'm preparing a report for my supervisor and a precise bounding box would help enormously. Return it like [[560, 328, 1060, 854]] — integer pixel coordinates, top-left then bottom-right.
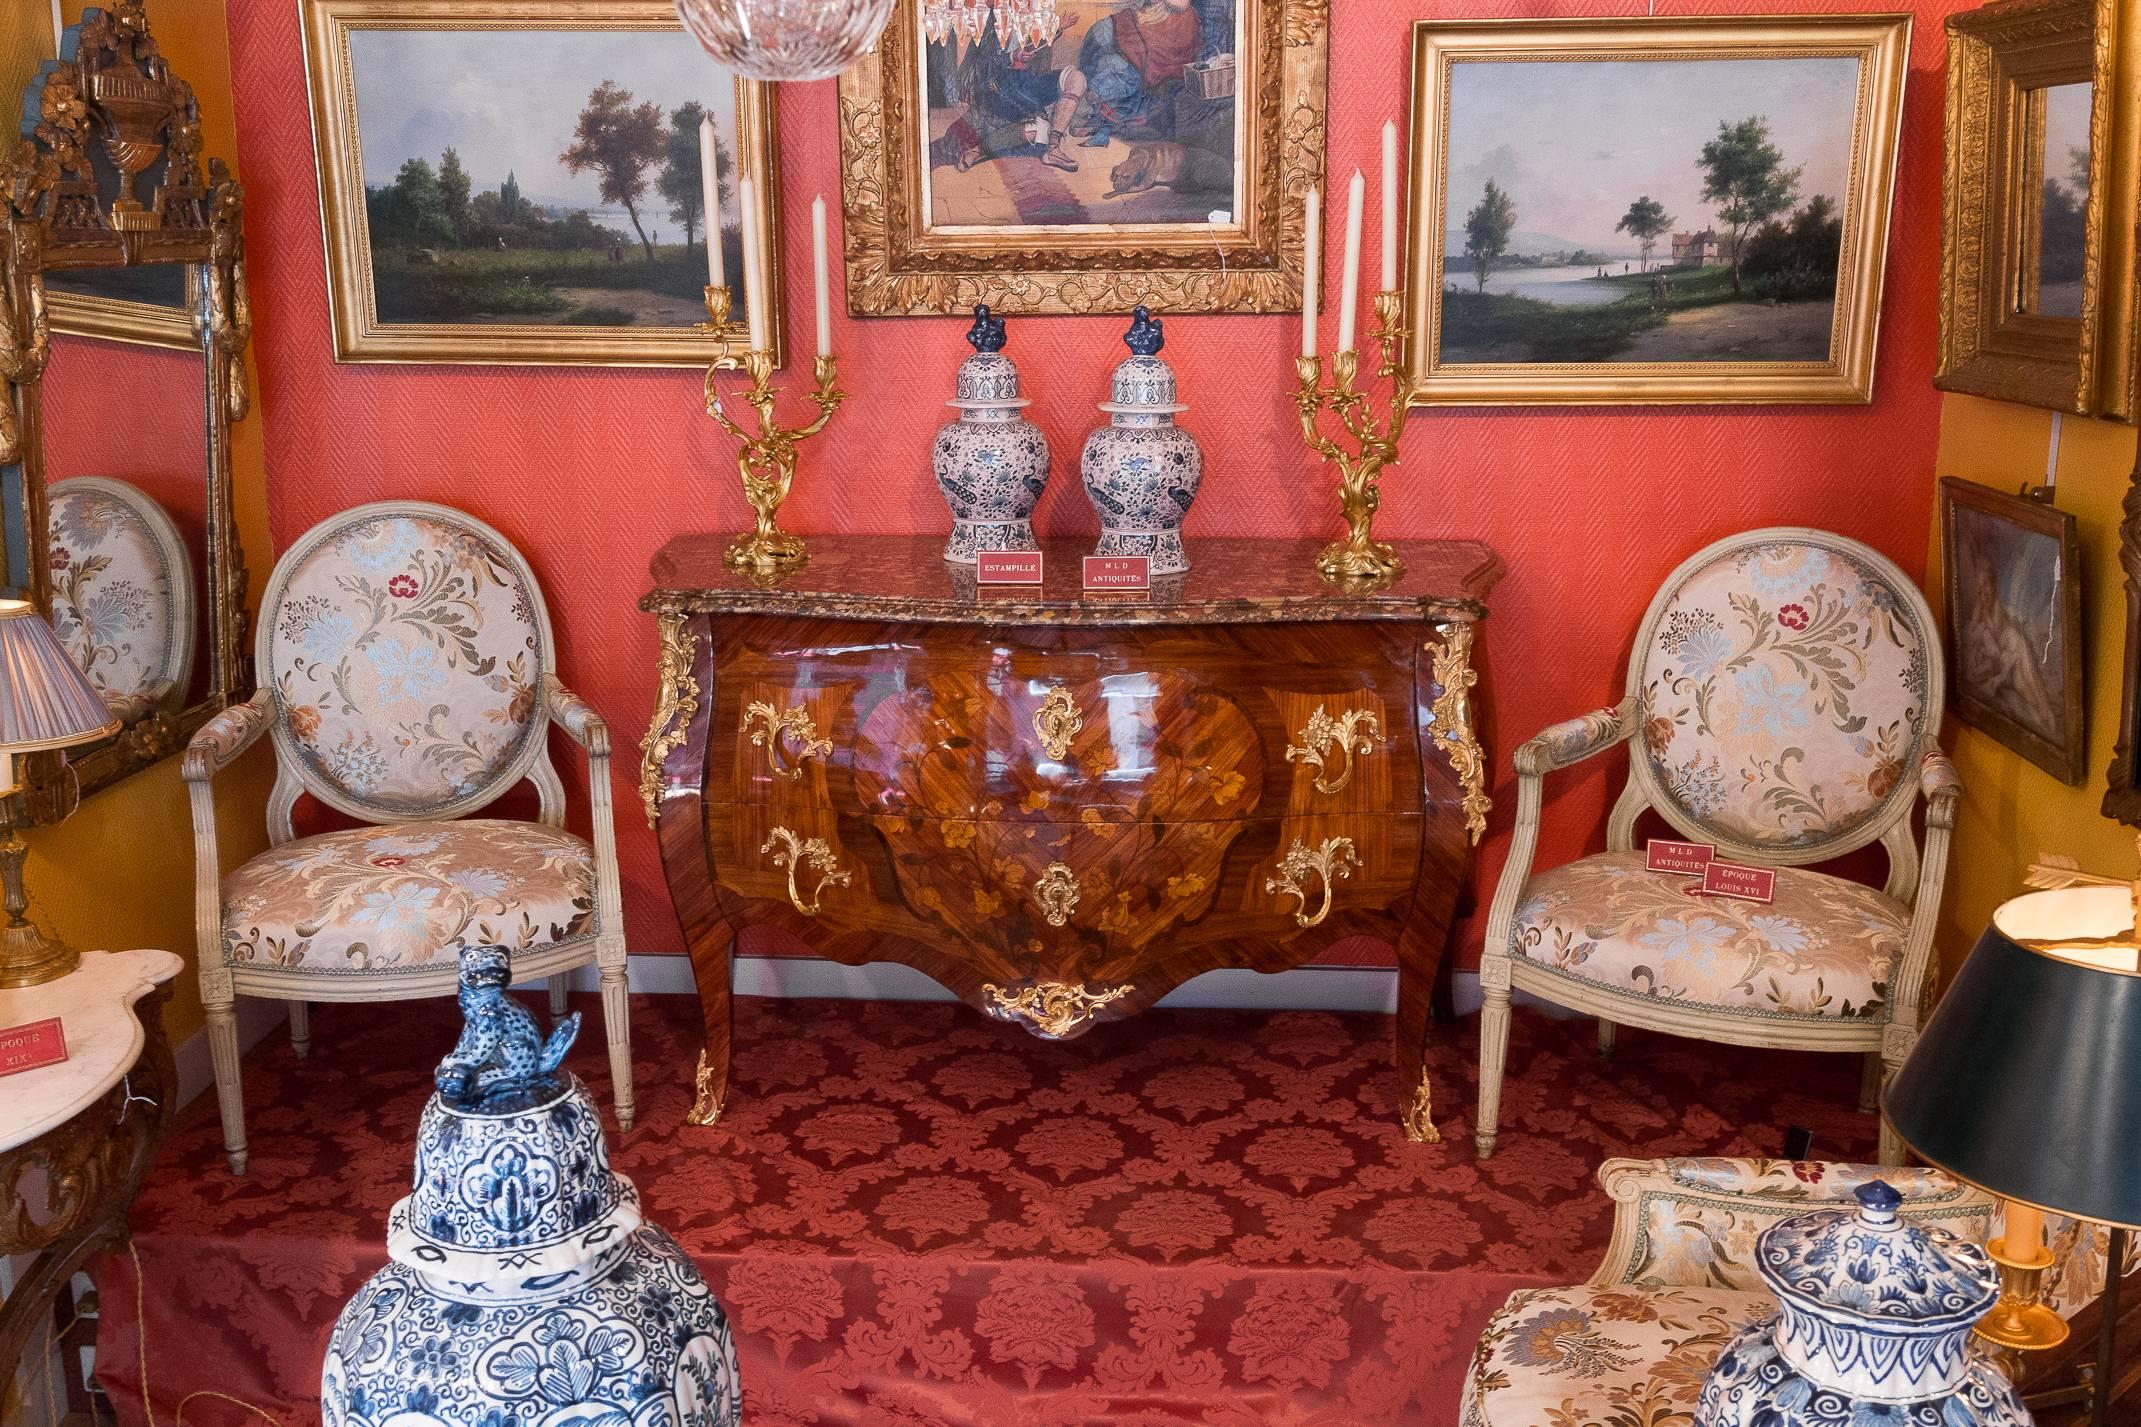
[[640, 535, 1502, 1141]]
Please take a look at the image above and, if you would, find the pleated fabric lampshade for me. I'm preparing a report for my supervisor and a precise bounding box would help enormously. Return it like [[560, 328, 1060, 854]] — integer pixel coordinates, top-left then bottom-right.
[[0, 598, 118, 760]]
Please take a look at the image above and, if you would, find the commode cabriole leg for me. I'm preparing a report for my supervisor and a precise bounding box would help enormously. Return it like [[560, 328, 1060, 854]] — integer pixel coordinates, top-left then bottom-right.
[[201, 964, 247, 1175], [1475, 953, 1512, 1160], [288, 1000, 310, 1058], [548, 972, 570, 1021]]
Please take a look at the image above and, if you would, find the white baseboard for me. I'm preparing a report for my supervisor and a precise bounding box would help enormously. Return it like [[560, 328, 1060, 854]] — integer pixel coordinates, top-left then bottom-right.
[[556, 953, 1574, 1018], [173, 996, 288, 1108]]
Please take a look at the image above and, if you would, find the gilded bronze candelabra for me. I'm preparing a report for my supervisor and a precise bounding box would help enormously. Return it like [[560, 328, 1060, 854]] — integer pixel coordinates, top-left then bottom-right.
[[1296, 289, 1422, 589], [699, 285, 846, 578]]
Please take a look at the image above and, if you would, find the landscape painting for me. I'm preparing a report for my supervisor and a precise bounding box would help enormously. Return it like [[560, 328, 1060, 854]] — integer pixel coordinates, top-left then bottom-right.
[[1404, 17, 1909, 404], [917, 0, 1242, 229], [302, 0, 781, 366]]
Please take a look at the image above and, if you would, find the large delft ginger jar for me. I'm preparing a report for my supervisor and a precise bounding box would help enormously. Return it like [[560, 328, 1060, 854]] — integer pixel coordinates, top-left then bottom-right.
[[1696, 1181, 2027, 1426], [1080, 306, 1202, 575], [322, 947, 741, 1427], [932, 304, 1050, 563]]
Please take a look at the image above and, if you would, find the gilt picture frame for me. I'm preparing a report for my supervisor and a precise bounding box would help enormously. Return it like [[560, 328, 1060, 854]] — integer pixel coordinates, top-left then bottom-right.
[[835, 0, 1328, 316], [299, 0, 784, 367], [1940, 476, 2086, 785], [1401, 14, 1911, 406]]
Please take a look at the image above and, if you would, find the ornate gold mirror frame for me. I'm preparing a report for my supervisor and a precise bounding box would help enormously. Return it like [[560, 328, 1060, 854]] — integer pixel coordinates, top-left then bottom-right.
[[1934, 0, 2140, 417], [0, 0, 252, 812]]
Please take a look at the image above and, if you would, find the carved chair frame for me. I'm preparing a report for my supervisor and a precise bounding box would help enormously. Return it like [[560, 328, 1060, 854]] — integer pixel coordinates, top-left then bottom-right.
[[48, 474, 197, 718], [182, 500, 631, 1174], [1, 0, 253, 809], [1475, 529, 1958, 1168]]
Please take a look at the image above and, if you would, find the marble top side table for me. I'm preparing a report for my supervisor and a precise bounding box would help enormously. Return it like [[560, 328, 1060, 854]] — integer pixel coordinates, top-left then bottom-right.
[[0, 949, 180, 1404]]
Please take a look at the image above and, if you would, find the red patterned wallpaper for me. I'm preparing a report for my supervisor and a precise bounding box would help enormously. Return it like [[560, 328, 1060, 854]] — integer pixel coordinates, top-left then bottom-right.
[[221, 0, 1971, 964]]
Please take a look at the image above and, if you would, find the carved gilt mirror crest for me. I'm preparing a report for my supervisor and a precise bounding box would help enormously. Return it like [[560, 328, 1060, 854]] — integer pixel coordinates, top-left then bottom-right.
[[1935, 0, 2139, 417], [0, 0, 253, 813]]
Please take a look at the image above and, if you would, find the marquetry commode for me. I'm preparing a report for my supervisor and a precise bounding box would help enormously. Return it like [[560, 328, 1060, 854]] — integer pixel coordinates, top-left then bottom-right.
[[639, 535, 1502, 1140]]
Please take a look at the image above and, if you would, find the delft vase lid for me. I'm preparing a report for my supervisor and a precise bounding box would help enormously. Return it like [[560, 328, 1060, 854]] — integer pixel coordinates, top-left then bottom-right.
[[1098, 306, 1188, 415], [1754, 1180, 2000, 1401], [947, 304, 1031, 411], [382, 948, 643, 1294]]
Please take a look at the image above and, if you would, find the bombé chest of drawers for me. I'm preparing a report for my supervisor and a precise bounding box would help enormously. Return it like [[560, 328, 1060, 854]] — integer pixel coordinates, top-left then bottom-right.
[[639, 535, 1502, 1141]]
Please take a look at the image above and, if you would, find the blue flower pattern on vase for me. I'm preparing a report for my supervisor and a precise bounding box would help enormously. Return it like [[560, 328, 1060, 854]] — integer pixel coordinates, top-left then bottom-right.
[[1081, 306, 1203, 575], [1695, 1181, 2027, 1426], [322, 946, 740, 1427], [933, 304, 1051, 563]]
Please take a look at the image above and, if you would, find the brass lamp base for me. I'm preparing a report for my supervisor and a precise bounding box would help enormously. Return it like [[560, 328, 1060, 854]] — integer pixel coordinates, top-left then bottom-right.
[[0, 917, 79, 988], [1976, 1234, 2070, 1378]]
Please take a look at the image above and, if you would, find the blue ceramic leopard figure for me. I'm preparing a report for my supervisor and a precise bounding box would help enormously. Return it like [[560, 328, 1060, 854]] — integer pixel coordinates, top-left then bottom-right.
[[434, 945, 579, 1111]]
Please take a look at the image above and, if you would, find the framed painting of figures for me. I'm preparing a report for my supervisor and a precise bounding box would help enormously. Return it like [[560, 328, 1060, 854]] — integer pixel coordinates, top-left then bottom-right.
[[300, 0, 783, 366], [836, 0, 1328, 316], [1939, 477, 2085, 785], [1402, 15, 1910, 404]]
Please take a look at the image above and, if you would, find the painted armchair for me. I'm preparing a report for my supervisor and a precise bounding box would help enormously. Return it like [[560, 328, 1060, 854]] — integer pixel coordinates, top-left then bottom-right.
[[1459, 1157, 2107, 1427], [183, 501, 630, 1174], [1476, 529, 1957, 1165]]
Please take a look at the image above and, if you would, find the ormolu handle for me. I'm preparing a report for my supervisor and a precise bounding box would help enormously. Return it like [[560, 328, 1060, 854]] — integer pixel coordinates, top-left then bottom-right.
[[761, 826, 851, 916], [1033, 686, 1082, 760], [1263, 836, 1361, 928], [742, 700, 832, 780], [1284, 704, 1383, 795], [1033, 861, 1080, 927]]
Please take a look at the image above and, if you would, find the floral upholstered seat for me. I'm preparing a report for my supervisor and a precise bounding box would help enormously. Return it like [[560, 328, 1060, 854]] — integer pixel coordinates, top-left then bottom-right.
[[1512, 851, 1905, 1021], [47, 477, 193, 721], [220, 820, 594, 972], [1460, 1283, 1768, 1427], [1477, 530, 1957, 1165], [184, 502, 631, 1175]]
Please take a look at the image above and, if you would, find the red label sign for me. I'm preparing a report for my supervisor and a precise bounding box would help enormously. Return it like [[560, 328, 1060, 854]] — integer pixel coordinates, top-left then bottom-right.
[[1082, 555, 1151, 591], [0, 1017, 67, 1077], [976, 551, 1044, 584], [1645, 838, 1716, 875], [1701, 861, 1777, 904]]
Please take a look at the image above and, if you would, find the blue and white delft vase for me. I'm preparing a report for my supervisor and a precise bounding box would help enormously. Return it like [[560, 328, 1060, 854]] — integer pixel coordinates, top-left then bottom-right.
[[1080, 306, 1202, 575], [321, 947, 741, 1427], [933, 304, 1051, 563], [1696, 1181, 2029, 1427]]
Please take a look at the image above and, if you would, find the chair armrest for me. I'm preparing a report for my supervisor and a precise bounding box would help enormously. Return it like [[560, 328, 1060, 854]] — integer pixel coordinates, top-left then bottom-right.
[[1514, 697, 1636, 776], [1589, 1156, 1994, 1289], [542, 674, 609, 759], [181, 690, 272, 784], [1919, 746, 1961, 827]]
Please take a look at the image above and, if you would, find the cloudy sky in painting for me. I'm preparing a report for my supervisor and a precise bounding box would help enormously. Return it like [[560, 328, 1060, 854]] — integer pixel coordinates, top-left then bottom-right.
[[1443, 56, 1861, 255], [350, 28, 738, 213]]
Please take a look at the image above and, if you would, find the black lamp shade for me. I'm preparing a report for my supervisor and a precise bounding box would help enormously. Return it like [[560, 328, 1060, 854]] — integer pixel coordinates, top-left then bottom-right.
[[1885, 891, 2141, 1230]]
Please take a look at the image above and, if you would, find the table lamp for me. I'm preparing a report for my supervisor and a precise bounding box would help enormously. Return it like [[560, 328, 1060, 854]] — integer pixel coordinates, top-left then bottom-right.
[[1884, 880, 2141, 1427], [0, 598, 119, 987]]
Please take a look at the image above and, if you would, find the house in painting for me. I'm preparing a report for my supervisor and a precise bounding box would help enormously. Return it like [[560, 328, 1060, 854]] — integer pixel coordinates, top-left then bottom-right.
[[1670, 229, 1722, 266]]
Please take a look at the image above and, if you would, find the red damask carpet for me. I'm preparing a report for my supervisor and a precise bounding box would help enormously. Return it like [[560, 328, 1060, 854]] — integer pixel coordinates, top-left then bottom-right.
[[93, 993, 1876, 1426]]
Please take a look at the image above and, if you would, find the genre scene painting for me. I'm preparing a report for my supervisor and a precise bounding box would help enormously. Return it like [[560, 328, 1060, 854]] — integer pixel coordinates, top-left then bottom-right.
[[918, 0, 1242, 229], [345, 26, 746, 331], [1436, 55, 1863, 366], [1942, 479, 2084, 783]]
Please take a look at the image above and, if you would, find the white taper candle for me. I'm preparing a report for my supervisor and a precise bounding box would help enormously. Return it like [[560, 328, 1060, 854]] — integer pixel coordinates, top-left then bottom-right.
[[699, 115, 723, 291], [738, 174, 769, 353], [1300, 184, 1320, 360], [1336, 168, 1364, 353], [811, 194, 832, 358], [1381, 119, 1399, 293]]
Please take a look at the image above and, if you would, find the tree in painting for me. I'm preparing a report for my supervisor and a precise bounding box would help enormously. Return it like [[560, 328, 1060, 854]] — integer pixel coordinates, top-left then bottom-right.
[[1464, 179, 1516, 292], [1698, 116, 1802, 295], [657, 100, 727, 258], [562, 80, 666, 261], [1614, 195, 1674, 272]]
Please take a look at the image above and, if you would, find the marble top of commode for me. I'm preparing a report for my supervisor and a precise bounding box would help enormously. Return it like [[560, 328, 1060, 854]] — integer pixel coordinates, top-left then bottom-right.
[[0, 948, 179, 1153]]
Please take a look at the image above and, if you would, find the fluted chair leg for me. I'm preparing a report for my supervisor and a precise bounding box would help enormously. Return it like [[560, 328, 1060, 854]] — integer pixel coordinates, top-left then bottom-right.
[[206, 1000, 248, 1176], [1858, 1052, 1881, 1114], [548, 972, 570, 1021], [289, 1000, 310, 1058], [598, 940, 633, 1131], [1597, 1019, 1618, 1059], [1476, 964, 1513, 1160]]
